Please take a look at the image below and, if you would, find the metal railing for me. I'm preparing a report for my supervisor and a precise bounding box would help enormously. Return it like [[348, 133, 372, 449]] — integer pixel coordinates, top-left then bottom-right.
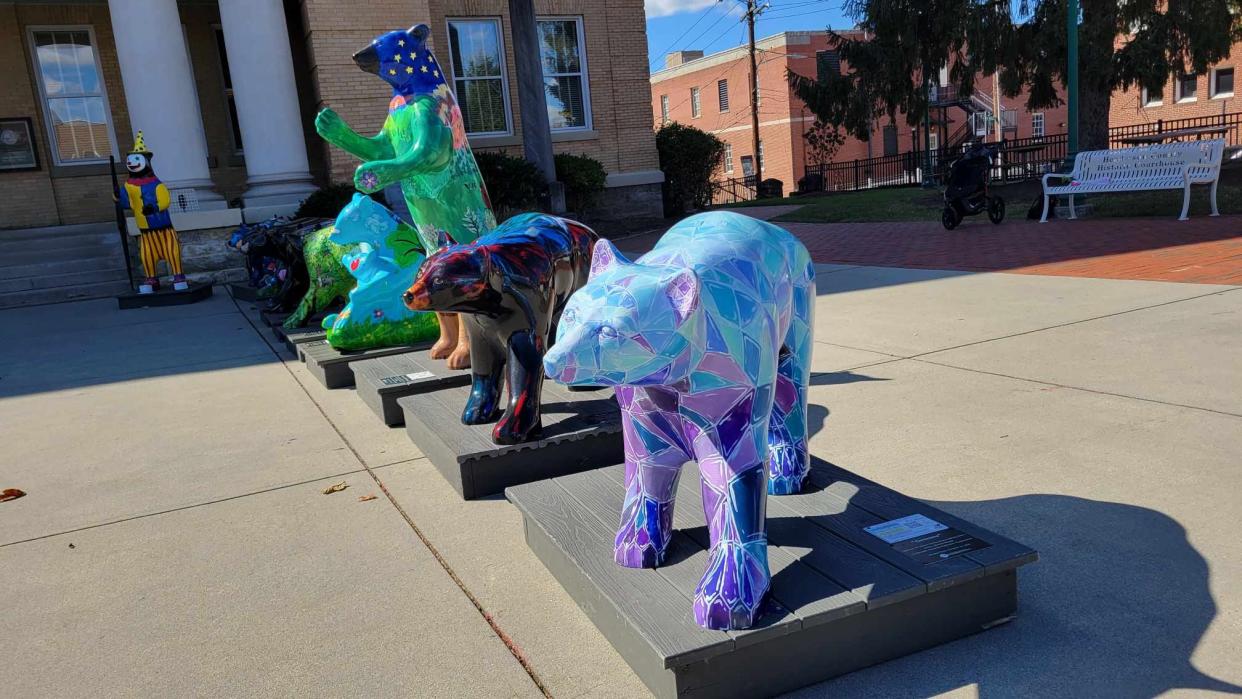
[[1107, 112, 1242, 148], [711, 176, 758, 205], [799, 133, 1069, 193]]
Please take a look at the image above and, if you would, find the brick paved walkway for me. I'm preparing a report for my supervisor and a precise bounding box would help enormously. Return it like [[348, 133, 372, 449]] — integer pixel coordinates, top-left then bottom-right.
[[782, 216, 1242, 285], [619, 213, 1242, 285]]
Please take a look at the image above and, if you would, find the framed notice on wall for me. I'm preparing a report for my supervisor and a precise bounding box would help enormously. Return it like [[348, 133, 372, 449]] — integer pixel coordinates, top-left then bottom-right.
[[0, 117, 40, 172]]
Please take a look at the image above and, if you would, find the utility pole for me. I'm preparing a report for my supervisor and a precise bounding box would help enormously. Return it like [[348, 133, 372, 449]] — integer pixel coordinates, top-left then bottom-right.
[[746, 0, 763, 186], [992, 70, 1003, 143], [1067, 0, 1079, 156]]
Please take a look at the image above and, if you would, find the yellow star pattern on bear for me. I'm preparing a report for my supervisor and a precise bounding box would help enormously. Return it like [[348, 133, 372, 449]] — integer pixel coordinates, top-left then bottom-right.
[[420, 65, 429, 73], [433, 70, 440, 77], [406, 66, 414, 74], [388, 68, 397, 75], [394, 54, 401, 62], [397, 39, 405, 46]]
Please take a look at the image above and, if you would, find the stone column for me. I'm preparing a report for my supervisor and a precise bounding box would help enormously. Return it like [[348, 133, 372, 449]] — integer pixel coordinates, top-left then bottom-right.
[[218, 0, 316, 211], [108, 0, 224, 209], [508, 0, 565, 213]]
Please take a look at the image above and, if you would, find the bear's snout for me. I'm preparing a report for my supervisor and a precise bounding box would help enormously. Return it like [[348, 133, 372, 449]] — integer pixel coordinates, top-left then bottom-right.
[[353, 44, 380, 75]]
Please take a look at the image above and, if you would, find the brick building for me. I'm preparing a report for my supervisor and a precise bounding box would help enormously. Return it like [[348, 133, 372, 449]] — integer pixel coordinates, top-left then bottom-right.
[[1110, 47, 1241, 131], [0, 0, 662, 234], [649, 31, 1067, 193]]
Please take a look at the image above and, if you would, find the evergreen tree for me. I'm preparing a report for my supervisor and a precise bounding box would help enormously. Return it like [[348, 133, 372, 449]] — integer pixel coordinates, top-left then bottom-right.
[[790, 0, 1241, 151]]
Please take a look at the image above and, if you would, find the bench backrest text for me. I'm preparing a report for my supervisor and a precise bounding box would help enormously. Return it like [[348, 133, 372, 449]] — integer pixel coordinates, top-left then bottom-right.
[[1073, 140, 1224, 183]]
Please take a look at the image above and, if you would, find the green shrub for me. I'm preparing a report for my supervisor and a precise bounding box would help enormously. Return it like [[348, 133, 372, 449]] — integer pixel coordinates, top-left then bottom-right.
[[656, 122, 725, 214], [294, 183, 377, 219], [554, 153, 607, 214], [474, 150, 546, 215]]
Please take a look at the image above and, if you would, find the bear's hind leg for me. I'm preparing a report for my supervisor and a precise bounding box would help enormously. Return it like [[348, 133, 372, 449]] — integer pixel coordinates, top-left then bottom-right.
[[614, 387, 688, 568], [767, 345, 811, 495], [768, 276, 814, 495]]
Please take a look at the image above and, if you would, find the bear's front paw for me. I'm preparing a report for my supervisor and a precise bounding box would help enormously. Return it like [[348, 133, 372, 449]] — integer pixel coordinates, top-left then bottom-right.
[[354, 164, 385, 193], [446, 345, 472, 370], [693, 540, 771, 630], [314, 108, 345, 139], [613, 498, 674, 568], [462, 400, 502, 426], [492, 411, 542, 445]]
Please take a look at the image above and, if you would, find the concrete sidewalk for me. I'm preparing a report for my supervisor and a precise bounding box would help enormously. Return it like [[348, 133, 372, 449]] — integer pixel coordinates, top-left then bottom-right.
[[2, 265, 1240, 697]]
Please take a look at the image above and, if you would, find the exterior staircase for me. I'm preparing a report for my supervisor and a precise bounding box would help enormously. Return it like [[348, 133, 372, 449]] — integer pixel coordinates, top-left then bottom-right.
[[0, 223, 133, 309]]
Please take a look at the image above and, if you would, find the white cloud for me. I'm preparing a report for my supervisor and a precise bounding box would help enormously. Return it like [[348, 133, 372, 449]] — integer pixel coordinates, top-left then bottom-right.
[[646, 0, 719, 19]]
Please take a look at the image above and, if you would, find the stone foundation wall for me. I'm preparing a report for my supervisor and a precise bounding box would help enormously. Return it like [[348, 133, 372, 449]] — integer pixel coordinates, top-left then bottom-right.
[[123, 226, 245, 286]]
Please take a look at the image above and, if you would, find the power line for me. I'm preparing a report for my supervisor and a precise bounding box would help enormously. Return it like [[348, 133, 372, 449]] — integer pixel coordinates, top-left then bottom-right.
[[646, 3, 717, 70]]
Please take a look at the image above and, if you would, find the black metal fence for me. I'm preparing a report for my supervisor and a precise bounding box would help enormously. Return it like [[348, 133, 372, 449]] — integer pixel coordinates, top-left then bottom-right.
[[799, 133, 1069, 194], [711, 176, 758, 205], [1107, 112, 1242, 149]]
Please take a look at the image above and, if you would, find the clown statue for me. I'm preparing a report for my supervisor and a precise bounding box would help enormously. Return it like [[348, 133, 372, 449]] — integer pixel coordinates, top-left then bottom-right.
[[116, 132, 188, 293]]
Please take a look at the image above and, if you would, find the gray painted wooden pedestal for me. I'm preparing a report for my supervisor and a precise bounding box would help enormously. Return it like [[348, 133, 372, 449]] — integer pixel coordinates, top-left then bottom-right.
[[351, 350, 471, 426], [117, 282, 213, 309], [301, 340, 433, 389], [271, 324, 327, 355], [399, 382, 623, 499], [507, 460, 1037, 698]]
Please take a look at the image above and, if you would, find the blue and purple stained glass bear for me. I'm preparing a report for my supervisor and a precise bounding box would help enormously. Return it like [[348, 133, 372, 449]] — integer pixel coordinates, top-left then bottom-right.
[[543, 211, 815, 630]]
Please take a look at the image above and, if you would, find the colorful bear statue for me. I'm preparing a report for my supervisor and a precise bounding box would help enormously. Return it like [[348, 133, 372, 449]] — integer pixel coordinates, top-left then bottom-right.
[[320, 193, 439, 351], [542, 211, 816, 630], [116, 132, 187, 294], [283, 226, 353, 330], [402, 213, 597, 445], [315, 24, 496, 369]]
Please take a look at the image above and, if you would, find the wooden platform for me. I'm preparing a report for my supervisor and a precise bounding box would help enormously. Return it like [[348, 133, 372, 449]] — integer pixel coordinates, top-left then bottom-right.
[[351, 349, 471, 426], [301, 340, 433, 389], [271, 323, 327, 355], [400, 381, 622, 499], [507, 459, 1037, 698], [117, 282, 213, 309], [259, 310, 289, 327]]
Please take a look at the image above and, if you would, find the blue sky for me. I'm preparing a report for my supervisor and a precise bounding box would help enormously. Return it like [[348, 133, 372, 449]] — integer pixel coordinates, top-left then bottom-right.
[[645, 0, 852, 73]]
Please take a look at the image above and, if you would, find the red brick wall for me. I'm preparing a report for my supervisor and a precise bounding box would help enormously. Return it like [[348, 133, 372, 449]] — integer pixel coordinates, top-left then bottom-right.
[[1110, 48, 1241, 131]]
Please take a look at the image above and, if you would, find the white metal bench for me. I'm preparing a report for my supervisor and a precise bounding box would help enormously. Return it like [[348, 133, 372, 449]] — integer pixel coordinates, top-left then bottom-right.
[[1040, 139, 1224, 222]]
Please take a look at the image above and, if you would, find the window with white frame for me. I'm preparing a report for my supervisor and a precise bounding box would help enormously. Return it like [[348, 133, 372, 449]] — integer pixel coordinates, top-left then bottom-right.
[[1032, 112, 1045, 137], [28, 27, 116, 165], [1142, 83, 1164, 107], [718, 79, 729, 112], [1176, 73, 1198, 102], [447, 18, 511, 135], [691, 86, 701, 118], [537, 17, 590, 131], [660, 94, 669, 124], [1212, 67, 1234, 98], [723, 142, 733, 173]]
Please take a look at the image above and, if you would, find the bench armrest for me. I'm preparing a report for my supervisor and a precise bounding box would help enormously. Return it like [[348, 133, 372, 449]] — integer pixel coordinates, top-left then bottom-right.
[[1041, 172, 1074, 188]]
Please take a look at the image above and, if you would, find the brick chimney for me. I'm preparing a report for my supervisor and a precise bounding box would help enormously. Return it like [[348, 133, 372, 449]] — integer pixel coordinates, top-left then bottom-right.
[[665, 50, 704, 68]]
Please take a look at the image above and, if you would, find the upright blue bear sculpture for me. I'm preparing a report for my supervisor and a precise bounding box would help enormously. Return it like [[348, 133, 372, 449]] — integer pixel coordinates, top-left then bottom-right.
[[542, 211, 816, 630]]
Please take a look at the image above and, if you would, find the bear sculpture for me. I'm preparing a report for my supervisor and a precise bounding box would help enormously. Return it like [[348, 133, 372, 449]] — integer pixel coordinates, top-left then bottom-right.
[[542, 211, 816, 630], [321, 193, 439, 350], [283, 226, 353, 330], [403, 213, 597, 445], [315, 24, 496, 368]]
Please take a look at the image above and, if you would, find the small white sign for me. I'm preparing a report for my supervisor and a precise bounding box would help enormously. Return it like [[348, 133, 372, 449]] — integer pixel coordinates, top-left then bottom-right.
[[406, 371, 435, 381], [864, 514, 948, 544]]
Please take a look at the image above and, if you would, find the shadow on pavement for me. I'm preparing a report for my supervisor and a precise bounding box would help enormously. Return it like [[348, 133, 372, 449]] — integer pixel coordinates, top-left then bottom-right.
[[779, 487, 1242, 698]]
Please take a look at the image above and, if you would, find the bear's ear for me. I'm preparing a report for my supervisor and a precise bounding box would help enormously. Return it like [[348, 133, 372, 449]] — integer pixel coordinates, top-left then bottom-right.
[[663, 269, 699, 324], [408, 24, 431, 42], [590, 238, 630, 279]]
